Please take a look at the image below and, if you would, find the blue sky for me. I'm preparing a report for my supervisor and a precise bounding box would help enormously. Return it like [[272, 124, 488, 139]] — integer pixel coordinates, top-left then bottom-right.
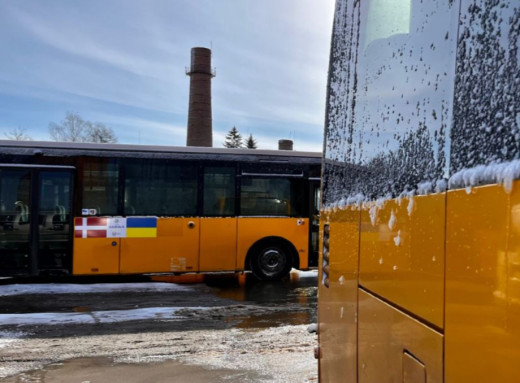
[[0, 1, 335, 151]]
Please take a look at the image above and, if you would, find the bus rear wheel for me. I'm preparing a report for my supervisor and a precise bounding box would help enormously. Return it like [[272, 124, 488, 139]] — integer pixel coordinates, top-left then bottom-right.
[[251, 243, 292, 281]]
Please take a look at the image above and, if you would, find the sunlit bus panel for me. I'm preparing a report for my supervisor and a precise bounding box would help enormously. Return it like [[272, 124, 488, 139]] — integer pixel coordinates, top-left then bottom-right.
[[319, 0, 520, 382], [0, 142, 320, 281]]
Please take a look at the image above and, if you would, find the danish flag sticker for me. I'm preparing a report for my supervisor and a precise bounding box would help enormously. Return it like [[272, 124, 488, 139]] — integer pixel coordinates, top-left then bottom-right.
[[74, 217, 108, 238]]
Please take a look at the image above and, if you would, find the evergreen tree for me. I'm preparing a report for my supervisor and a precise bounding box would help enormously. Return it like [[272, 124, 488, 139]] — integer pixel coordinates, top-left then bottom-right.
[[223, 126, 243, 148], [245, 133, 258, 149]]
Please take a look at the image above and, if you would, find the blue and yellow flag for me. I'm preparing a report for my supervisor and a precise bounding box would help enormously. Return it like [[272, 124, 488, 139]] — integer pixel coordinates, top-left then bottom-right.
[[126, 217, 157, 238]]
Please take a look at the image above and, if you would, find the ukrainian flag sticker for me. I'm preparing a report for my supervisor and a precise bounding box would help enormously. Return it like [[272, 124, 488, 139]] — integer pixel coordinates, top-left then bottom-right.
[[126, 217, 157, 238]]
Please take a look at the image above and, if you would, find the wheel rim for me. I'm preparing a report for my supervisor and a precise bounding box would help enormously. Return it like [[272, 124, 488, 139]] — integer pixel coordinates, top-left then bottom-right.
[[258, 247, 287, 277]]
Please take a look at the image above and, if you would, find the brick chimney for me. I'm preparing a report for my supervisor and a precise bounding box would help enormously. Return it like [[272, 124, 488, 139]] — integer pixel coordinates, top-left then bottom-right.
[[186, 47, 215, 147]]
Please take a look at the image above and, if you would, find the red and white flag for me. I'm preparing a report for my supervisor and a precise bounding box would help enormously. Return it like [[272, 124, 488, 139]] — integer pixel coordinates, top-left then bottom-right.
[[74, 217, 108, 238]]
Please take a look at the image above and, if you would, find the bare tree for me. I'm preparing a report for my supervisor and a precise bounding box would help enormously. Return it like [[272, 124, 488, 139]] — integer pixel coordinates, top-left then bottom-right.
[[3, 127, 33, 141], [49, 112, 86, 142], [85, 122, 118, 144], [49, 112, 117, 143]]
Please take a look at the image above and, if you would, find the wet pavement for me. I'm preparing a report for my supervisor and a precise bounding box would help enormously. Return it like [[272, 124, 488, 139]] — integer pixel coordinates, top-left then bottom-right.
[[0, 271, 318, 382]]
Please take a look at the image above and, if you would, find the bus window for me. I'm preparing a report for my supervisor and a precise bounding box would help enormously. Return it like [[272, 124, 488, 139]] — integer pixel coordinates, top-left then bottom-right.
[[324, 0, 457, 204], [0, 169, 31, 272], [203, 166, 235, 216], [82, 159, 119, 216], [124, 160, 198, 216], [240, 177, 304, 217]]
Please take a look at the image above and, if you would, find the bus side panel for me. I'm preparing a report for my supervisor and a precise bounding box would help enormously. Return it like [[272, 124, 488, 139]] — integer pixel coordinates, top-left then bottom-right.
[[318, 208, 360, 383], [120, 218, 199, 273], [359, 194, 445, 328], [446, 184, 520, 382], [237, 217, 309, 270], [73, 238, 120, 275], [199, 217, 237, 271], [358, 289, 443, 383]]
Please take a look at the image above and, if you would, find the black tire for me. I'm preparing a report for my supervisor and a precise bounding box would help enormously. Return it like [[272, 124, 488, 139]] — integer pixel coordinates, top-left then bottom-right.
[[251, 242, 292, 281]]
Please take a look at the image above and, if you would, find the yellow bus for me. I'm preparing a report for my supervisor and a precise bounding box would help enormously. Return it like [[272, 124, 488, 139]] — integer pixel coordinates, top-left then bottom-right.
[[0, 140, 321, 280], [318, 0, 520, 382]]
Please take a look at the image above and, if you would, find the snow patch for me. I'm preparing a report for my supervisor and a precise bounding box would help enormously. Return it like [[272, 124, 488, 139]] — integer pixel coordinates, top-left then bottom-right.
[[449, 159, 520, 194], [369, 205, 378, 226], [388, 210, 396, 230], [0, 307, 210, 326], [393, 230, 402, 246], [435, 179, 448, 193], [417, 181, 433, 195], [0, 331, 25, 349], [366, 197, 387, 226], [295, 269, 319, 279], [406, 193, 415, 216], [324, 193, 366, 212], [0, 282, 192, 297]]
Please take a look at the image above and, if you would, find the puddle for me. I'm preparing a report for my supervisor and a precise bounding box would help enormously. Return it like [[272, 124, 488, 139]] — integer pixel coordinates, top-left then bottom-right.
[[0, 357, 264, 383], [206, 270, 318, 328], [232, 310, 312, 330], [209, 271, 317, 304]]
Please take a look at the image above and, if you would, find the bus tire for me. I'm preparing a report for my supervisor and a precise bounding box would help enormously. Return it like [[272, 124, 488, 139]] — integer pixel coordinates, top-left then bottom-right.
[[251, 242, 292, 281]]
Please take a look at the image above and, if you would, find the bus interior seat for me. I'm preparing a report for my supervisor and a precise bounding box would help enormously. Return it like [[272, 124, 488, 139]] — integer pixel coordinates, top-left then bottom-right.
[[53, 205, 67, 223]]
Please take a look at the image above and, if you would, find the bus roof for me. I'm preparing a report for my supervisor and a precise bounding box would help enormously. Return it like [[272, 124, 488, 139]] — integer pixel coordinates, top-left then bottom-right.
[[0, 140, 323, 163]]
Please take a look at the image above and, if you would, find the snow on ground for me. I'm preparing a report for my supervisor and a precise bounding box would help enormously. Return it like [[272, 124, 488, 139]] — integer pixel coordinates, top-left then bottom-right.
[[0, 325, 317, 382], [0, 282, 192, 297], [292, 269, 318, 279], [0, 273, 318, 382], [0, 331, 26, 349], [0, 307, 214, 326]]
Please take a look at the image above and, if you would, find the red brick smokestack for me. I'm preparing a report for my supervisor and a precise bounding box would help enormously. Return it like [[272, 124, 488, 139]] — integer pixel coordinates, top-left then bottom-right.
[[186, 47, 215, 147]]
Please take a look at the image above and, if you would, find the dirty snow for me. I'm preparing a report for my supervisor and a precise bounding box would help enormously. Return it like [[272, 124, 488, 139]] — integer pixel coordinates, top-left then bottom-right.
[[0, 282, 191, 297]]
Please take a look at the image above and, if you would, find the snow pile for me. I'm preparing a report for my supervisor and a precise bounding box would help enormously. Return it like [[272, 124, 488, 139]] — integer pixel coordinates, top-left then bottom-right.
[[0, 282, 192, 297]]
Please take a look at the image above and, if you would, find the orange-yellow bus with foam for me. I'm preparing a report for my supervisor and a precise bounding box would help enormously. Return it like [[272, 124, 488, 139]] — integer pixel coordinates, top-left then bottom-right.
[[318, 0, 520, 382]]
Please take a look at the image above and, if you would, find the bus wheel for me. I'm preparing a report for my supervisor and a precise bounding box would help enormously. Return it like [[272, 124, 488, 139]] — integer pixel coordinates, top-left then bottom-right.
[[251, 243, 291, 281]]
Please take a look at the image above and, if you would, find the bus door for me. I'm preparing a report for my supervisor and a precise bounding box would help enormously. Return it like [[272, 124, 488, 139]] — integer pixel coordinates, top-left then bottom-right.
[[308, 178, 321, 267], [199, 166, 237, 271], [0, 166, 74, 276]]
